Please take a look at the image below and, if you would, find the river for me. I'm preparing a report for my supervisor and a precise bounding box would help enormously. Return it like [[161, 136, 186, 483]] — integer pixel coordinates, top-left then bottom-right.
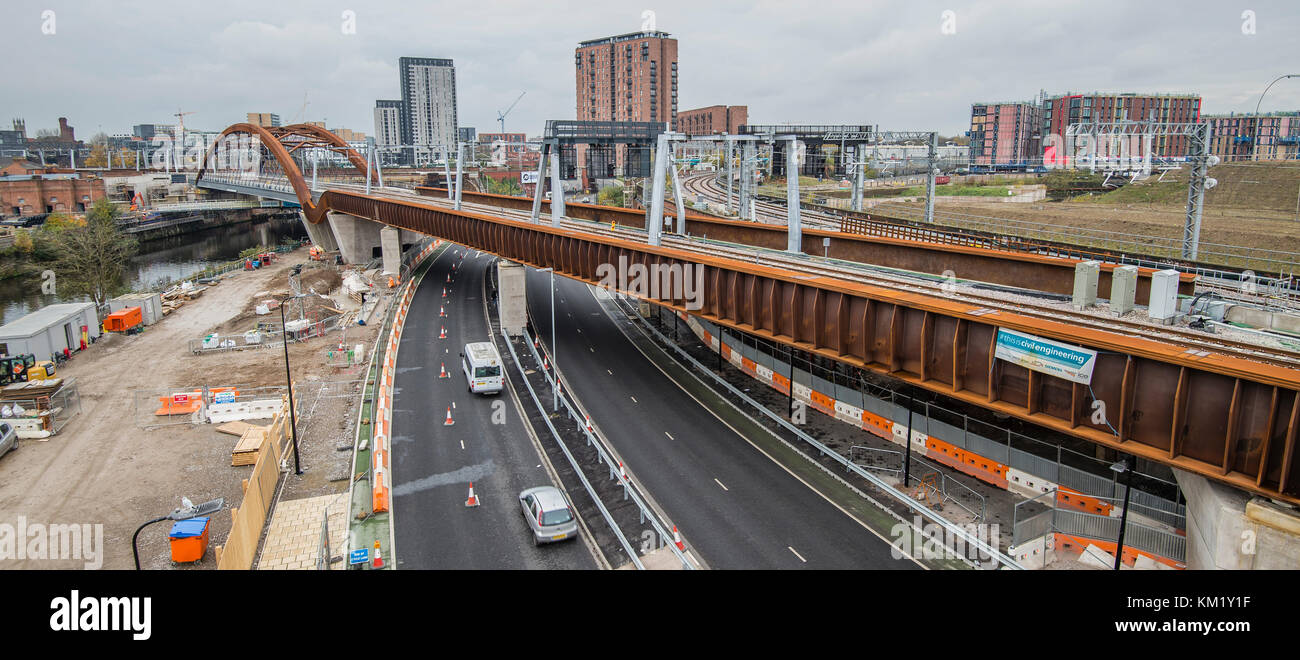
[[0, 214, 307, 326]]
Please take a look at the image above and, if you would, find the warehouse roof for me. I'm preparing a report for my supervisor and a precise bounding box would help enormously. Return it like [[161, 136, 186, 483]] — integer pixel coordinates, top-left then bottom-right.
[[0, 302, 95, 338]]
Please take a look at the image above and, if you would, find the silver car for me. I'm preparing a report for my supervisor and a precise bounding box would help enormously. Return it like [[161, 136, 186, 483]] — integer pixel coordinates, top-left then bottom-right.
[[0, 423, 15, 459], [518, 486, 578, 546]]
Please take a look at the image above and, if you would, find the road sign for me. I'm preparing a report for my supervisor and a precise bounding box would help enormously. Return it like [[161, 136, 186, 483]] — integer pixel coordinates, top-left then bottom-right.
[[213, 391, 235, 404], [521, 171, 539, 185], [349, 548, 369, 565]]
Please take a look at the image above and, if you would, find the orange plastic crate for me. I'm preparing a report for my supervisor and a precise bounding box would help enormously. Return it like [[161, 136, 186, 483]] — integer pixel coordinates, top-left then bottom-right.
[[168, 518, 210, 563]]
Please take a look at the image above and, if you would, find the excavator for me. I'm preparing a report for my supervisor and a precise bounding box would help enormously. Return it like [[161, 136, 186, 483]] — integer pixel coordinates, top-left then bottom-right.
[[0, 354, 56, 386]]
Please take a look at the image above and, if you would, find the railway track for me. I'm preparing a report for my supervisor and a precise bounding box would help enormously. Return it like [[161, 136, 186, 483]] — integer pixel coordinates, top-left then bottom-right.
[[320, 181, 1300, 369]]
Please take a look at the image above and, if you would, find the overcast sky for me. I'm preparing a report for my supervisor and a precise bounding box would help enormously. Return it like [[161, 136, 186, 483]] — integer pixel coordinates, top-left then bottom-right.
[[5, 0, 1299, 139]]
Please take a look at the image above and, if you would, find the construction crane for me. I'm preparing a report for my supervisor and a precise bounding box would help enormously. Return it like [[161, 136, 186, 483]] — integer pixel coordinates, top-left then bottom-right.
[[174, 109, 195, 169], [496, 91, 526, 133]]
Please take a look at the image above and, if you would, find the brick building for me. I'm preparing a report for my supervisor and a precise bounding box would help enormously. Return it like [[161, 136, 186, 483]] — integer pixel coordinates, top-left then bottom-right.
[[1042, 92, 1202, 158], [575, 31, 678, 128], [968, 101, 1041, 166], [677, 105, 748, 135], [0, 160, 107, 218], [1205, 112, 1300, 161]]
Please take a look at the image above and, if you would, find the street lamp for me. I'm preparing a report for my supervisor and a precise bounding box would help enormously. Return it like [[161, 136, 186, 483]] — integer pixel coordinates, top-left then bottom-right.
[[539, 267, 556, 412], [1254, 74, 1299, 161], [280, 288, 308, 475], [132, 497, 224, 569], [1110, 458, 1135, 570]]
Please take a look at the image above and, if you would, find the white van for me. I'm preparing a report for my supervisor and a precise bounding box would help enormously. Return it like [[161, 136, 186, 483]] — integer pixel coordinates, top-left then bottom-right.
[[461, 342, 504, 394]]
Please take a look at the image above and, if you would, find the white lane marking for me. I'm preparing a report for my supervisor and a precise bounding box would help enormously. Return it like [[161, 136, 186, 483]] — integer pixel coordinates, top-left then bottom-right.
[[630, 396, 638, 403], [607, 369, 613, 375], [577, 328, 582, 333], [589, 346, 594, 353], [714, 478, 728, 491], [452, 402, 457, 409], [789, 546, 807, 563], [664, 431, 674, 440], [687, 551, 701, 568], [459, 439, 465, 450]]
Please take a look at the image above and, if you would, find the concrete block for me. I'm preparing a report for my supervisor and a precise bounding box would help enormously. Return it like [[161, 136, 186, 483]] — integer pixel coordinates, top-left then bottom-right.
[[327, 212, 383, 264], [497, 261, 526, 337], [1072, 260, 1099, 310], [1078, 543, 1114, 569], [1109, 265, 1137, 316]]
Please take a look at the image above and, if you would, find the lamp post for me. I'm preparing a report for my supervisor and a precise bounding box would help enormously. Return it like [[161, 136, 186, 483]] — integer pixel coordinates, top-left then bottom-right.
[[901, 387, 914, 489], [1111, 458, 1135, 570], [132, 497, 224, 569], [280, 290, 307, 475], [1254, 74, 1299, 161]]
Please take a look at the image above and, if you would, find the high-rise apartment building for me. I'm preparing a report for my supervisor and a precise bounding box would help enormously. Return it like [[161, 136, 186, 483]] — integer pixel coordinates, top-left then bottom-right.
[[373, 100, 402, 147], [575, 31, 678, 129], [969, 101, 1041, 166], [1205, 112, 1300, 161], [1042, 92, 1201, 158], [399, 57, 458, 157], [246, 113, 281, 128]]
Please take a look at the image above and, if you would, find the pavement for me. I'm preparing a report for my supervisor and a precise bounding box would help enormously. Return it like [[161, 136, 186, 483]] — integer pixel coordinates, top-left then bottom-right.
[[257, 493, 349, 570], [389, 249, 597, 569], [527, 269, 920, 569]]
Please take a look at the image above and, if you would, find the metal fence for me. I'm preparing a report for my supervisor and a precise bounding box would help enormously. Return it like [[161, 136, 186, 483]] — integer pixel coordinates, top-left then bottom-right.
[[1, 378, 83, 435], [188, 314, 345, 354], [1012, 487, 1185, 565]]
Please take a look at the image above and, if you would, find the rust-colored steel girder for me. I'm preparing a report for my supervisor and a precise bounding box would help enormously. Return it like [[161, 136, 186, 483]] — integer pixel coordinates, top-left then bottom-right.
[[414, 186, 1196, 305], [328, 190, 1300, 505], [195, 123, 369, 225]]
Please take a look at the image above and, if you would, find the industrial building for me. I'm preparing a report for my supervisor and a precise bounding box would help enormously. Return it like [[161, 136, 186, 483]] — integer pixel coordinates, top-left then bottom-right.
[[0, 303, 100, 361], [398, 57, 459, 159], [677, 105, 748, 136]]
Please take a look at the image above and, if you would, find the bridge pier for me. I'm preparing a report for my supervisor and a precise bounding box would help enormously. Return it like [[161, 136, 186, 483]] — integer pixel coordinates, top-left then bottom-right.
[[298, 211, 339, 254], [1175, 469, 1300, 569], [497, 260, 526, 337], [380, 226, 402, 276], [327, 211, 384, 265]]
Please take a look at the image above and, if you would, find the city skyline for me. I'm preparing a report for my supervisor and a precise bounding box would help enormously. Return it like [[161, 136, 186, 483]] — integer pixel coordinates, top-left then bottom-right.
[[4, 0, 1299, 140]]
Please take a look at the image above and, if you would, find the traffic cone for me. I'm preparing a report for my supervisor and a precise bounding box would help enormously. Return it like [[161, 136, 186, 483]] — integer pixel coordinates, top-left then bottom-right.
[[372, 540, 384, 569], [444, 406, 455, 426], [542, 356, 549, 371], [619, 462, 627, 481], [673, 526, 685, 551], [585, 415, 594, 433], [439, 362, 449, 378], [442, 287, 447, 298], [439, 326, 447, 339], [440, 305, 447, 317], [446, 273, 451, 283], [465, 482, 479, 507]]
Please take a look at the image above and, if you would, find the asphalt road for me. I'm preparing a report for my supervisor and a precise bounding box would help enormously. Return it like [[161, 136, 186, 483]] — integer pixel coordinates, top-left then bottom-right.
[[390, 249, 597, 569], [527, 269, 919, 569]]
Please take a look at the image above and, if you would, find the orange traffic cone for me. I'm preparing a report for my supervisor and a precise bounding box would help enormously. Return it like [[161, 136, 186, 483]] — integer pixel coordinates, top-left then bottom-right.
[[439, 362, 449, 378], [446, 273, 451, 283], [619, 462, 627, 481], [465, 482, 479, 507], [542, 356, 549, 371], [372, 540, 384, 569], [440, 305, 447, 317], [442, 287, 447, 298], [439, 326, 447, 339], [673, 526, 685, 551], [585, 415, 594, 433], [444, 406, 455, 426]]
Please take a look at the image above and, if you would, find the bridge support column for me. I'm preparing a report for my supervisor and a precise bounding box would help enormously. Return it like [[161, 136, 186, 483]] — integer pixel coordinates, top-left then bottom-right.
[[327, 211, 384, 265], [1174, 469, 1300, 569], [497, 260, 526, 337], [380, 226, 401, 276], [784, 136, 802, 252], [299, 211, 339, 254]]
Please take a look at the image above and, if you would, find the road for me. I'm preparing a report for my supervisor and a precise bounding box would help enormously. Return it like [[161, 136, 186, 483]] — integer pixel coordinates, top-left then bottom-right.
[[390, 249, 597, 569], [527, 269, 919, 569]]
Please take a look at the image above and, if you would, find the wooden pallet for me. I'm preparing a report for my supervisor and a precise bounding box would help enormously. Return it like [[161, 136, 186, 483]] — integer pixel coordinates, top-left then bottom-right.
[[215, 421, 264, 437], [231, 427, 268, 466]]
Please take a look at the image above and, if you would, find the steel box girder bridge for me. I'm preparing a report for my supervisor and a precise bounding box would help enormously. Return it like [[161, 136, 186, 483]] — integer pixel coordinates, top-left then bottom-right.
[[195, 124, 1300, 506]]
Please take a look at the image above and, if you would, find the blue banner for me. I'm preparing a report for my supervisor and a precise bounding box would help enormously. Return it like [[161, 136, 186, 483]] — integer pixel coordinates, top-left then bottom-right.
[[994, 328, 1097, 385]]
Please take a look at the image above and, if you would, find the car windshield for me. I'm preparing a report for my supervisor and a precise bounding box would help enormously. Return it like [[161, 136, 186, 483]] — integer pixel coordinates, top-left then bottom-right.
[[541, 507, 572, 526], [475, 366, 500, 378]]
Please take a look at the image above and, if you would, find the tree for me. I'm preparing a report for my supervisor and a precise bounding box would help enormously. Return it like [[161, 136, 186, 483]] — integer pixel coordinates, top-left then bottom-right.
[[596, 184, 624, 207], [43, 199, 137, 306]]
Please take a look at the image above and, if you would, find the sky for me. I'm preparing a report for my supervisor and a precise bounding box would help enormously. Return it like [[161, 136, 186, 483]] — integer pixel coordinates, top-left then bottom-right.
[[4, 0, 1299, 139]]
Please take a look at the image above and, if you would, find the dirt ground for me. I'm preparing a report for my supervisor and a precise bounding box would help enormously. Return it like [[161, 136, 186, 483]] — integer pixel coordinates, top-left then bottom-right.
[[0, 247, 386, 569]]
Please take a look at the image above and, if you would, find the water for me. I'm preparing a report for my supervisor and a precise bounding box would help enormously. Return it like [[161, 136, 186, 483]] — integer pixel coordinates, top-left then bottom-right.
[[0, 213, 307, 325]]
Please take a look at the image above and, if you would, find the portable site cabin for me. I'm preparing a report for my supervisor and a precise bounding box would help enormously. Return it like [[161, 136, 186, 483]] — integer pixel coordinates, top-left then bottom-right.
[[110, 292, 163, 326], [0, 302, 100, 361]]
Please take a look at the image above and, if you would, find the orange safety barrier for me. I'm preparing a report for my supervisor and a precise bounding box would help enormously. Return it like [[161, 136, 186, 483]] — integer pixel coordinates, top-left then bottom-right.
[[861, 410, 894, 440], [1056, 486, 1115, 516], [771, 372, 791, 395], [155, 391, 203, 416], [1052, 534, 1184, 569], [808, 389, 836, 416]]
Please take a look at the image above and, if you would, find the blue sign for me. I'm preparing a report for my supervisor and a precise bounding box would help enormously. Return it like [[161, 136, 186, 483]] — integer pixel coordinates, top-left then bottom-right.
[[349, 548, 370, 565], [214, 391, 235, 404]]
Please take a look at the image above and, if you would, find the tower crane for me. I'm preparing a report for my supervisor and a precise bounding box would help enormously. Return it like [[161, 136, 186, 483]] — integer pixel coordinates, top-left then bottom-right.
[[496, 91, 526, 133]]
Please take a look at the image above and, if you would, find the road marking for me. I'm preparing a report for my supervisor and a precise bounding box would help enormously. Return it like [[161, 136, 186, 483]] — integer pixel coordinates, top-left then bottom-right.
[[789, 546, 807, 563], [630, 396, 638, 403], [459, 439, 465, 450], [714, 478, 728, 491], [607, 369, 613, 375], [589, 346, 594, 353], [664, 431, 674, 440], [576, 328, 582, 333], [452, 402, 457, 409]]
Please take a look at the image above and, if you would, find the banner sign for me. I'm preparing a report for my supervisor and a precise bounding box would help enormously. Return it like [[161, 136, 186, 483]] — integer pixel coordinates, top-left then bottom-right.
[[520, 171, 539, 185], [994, 328, 1097, 385]]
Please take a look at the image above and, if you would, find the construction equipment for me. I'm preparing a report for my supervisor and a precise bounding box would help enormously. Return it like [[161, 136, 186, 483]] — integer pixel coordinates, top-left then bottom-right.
[[104, 306, 144, 334], [496, 91, 526, 133], [0, 354, 56, 385]]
